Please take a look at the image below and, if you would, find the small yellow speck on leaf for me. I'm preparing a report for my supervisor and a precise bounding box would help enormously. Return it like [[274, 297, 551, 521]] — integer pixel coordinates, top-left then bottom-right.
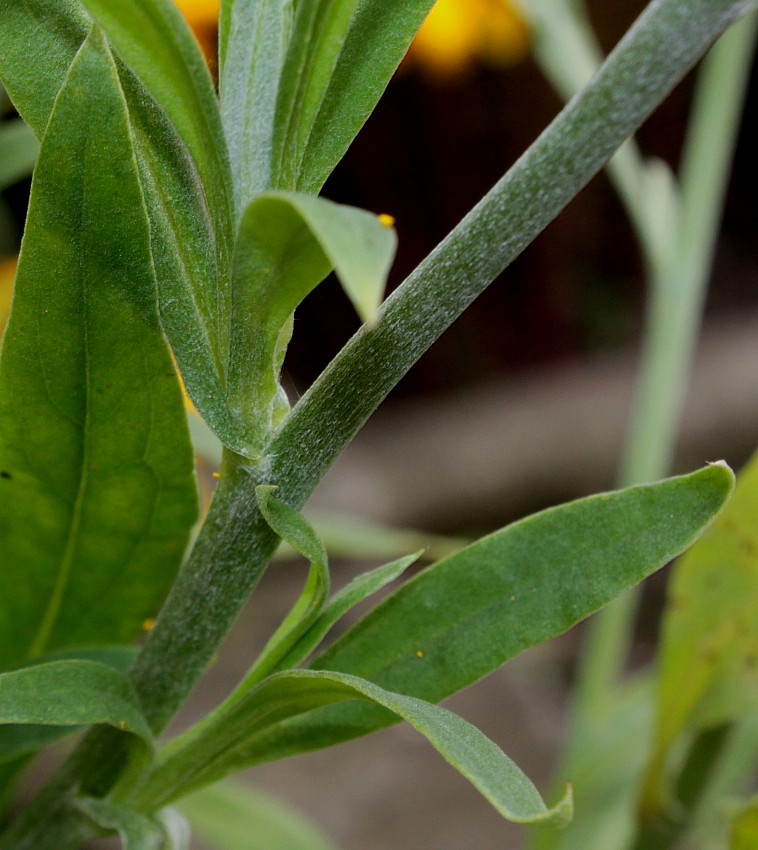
[[416, 650, 424, 658], [212, 471, 221, 479], [510, 595, 516, 601], [119, 721, 125, 730], [142, 617, 156, 631], [378, 213, 396, 228]]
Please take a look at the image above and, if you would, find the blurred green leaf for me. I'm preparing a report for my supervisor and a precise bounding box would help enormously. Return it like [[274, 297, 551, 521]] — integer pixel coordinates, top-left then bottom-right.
[[642, 451, 758, 817], [0, 29, 197, 669], [730, 795, 758, 850], [232, 465, 734, 762], [230, 191, 396, 450], [272, 0, 435, 193], [78, 798, 164, 850], [141, 670, 573, 828], [0, 119, 39, 190], [179, 781, 338, 850], [0, 660, 151, 745]]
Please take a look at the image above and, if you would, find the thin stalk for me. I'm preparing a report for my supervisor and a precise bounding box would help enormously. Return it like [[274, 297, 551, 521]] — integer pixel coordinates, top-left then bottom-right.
[[574, 11, 757, 732]]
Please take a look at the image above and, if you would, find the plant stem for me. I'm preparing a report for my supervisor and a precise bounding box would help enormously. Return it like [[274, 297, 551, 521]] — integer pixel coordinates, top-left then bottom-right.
[[571, 4, 757, 751]]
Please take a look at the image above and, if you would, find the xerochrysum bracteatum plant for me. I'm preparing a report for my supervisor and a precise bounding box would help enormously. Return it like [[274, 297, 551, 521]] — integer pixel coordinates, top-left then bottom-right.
[[0, 0, 754, 848]]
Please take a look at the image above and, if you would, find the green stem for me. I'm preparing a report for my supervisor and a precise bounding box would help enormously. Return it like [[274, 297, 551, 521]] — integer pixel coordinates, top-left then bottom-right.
[[573, 10, 757, 733]]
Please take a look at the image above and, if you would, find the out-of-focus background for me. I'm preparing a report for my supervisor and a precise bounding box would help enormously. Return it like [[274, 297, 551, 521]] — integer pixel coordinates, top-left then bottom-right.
[[3, 1, 757, 847]]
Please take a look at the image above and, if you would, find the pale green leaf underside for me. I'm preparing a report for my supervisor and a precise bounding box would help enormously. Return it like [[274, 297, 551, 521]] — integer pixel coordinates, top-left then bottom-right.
[[0, 29, 197, 669], [179, 781, 338, 850], [141, 670, 573, 829]]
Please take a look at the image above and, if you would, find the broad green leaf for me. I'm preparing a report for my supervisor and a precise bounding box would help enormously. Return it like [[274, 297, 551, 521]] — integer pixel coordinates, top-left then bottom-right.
[[230, 191, 396, 450], [0, 119, 39, 190], [641, 451, 758, 817], [0, 660, 151, 745], [180, 781, 338, 850], [235, 487, 330, 688], [219, 0, 293, 209], [272, 552, 421, 674], [80, 0, 235, 245], [140, 670, 573, 829], [0, 29, 197, 669], [0, 646, 139, 765], [271, 0, 435, 193], [0, 1, 238, 446], [231, 465, 734, 762]]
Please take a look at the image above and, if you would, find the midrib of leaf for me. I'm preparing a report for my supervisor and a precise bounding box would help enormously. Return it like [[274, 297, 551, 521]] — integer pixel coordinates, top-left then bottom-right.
[[26, 154, 92, 660]]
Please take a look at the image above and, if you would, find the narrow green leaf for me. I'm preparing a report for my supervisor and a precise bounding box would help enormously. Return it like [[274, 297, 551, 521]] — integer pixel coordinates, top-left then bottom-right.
[[0, 660, 151, 745], [0, 1, 238, 447], [141, 670, 573, 829], [230, 191, 396, 450], [641, 451, 758, 817], [0, 119, 39, 190], [293, 0, 436, 194], [271, 0, 436, 193], [0, 29, 197, 668], [179, 781, 338, 850], [80, 0, 235, 243], [232, 465, 734, 762], [272, 552, 421, 674], [234, 487, 330, 687], [219, 0, 293, 209]]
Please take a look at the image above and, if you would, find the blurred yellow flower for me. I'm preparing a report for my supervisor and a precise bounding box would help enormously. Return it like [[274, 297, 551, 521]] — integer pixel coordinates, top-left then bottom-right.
[[173, 0, 220, 63], [410, 0, 530, 78], [0, 257, 15, 335]]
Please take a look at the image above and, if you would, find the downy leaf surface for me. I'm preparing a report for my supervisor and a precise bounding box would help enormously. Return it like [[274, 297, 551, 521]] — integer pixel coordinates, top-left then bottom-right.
[[226, 465, 734, 762], [141, 670, 573, 828], [0, 29, 197, 668], [270, 0, 436, 193]]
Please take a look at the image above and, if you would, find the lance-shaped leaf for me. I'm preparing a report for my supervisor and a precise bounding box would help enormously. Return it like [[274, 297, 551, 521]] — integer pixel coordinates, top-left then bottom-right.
[[80, 0, 234, 245], [0, 1, 238, 448], [0, 29, 197, 669], [179, 780, 338, 850], [270, 0, 436, 192], [229, 191, 396, 451], [138, 670, 573, 829], [0, 119, 39, 190], [641, 450, 758, 817], [233, 487, 330, 689], [219, 0, 293, 209], [219, 465, 734, 763], [0, 660, 151, 746]]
